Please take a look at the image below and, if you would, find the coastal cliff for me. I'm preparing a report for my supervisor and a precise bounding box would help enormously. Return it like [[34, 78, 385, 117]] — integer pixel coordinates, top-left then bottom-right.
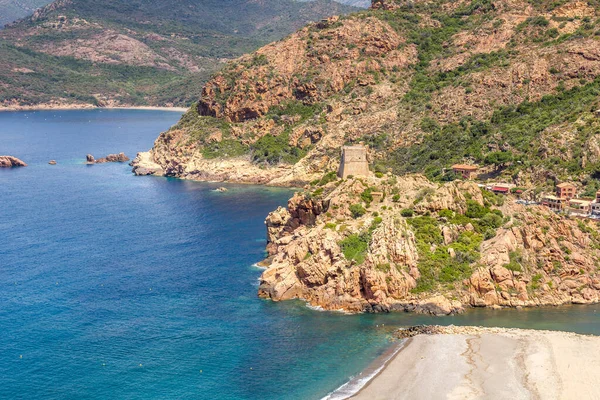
[[258, 174, 600, 314], [134, 0, 600, 191], [130, 0, 600, 313]]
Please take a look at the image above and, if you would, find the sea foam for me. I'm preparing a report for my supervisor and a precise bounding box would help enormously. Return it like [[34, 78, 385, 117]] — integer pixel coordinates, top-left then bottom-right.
[[321, 340, 407, 400]]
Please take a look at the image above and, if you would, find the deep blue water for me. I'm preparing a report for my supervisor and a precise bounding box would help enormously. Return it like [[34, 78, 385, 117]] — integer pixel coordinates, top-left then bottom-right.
[[0, 110, 599, 399]]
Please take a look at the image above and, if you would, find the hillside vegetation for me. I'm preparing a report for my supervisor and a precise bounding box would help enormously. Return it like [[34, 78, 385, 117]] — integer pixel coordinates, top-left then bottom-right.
[[144, 0, 600, 193], [0, 0, 51, 26], [0, 0, 358, 108]]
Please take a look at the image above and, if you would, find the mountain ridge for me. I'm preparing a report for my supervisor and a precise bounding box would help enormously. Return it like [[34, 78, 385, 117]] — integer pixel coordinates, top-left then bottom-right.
[[0, 0, 359, 108]]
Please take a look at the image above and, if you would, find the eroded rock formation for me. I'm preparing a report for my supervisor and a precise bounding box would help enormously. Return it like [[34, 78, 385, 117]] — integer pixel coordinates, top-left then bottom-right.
[[258, 175, 600, 314], [0, 156, 27, 167], [87, 153, 130, 164]]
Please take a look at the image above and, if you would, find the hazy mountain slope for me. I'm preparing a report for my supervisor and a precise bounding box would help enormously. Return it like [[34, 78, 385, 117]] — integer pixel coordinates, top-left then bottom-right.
[[1, 0, 368, 28], [136, 0, 600, 195], [0, 0, 358, 108], [0, 0, 51, 26]]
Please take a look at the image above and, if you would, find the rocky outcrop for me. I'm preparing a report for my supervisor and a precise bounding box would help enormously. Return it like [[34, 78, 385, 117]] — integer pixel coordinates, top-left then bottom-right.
[[197, 14, 415, 123], [0, 156, 27, 167], [87, 153, 130, 164], [258, 175, 600, 314]]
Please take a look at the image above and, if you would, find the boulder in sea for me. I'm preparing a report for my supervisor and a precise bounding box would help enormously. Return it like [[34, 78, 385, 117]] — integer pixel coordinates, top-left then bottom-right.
[[0, 156, 27, 167], [49, 160, 57, 165], [87, 153, 130, 164], [110, 152, 130, 162], [215, 187, 228, 192]]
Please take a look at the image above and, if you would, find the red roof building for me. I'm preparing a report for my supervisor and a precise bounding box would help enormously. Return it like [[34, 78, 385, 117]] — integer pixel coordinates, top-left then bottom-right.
[[492, 186, 509, 194]]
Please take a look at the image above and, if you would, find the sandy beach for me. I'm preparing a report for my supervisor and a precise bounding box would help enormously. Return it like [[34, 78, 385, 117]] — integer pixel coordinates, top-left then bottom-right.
[[351, 326, 600, 400]]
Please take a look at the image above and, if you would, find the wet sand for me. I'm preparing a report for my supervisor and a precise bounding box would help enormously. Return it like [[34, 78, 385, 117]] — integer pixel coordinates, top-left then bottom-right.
[[351, 326, 600, 400]]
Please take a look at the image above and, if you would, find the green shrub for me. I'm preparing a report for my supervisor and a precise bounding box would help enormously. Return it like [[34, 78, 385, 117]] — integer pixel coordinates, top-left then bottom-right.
[[531, 273, 543, 289], [360, 188, 375, 203], [202, 139, 248, 159], [480, 212, 503, 229], [504, 261, 522, 272], [376, 263, 391, 273], [318, 171, 338, 186], [340, 233, 369, 264], [349, 203, 366, 218], [465, 201, 485, 218], [483, 228, 497, 240], [251, 131, 306, 165], [504, 250, 524, 272], [401, 209, 414, 217], [438, 209, 454, 219]]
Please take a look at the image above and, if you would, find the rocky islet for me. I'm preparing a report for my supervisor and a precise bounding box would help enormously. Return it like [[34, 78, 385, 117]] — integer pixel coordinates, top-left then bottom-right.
[[86, 153, 130, 164], [0, 156, 27, 167]]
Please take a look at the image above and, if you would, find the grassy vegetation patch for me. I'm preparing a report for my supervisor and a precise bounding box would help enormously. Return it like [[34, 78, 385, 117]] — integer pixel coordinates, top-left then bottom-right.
[[339, 219, 382, 265], [406, 202, 503, 292], [251, 130, 306, 165], [387, 77, 600, 184]]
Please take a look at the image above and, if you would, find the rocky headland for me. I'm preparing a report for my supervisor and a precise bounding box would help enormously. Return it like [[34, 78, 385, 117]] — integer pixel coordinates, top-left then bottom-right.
[[258, 174, 600, 314], [130, 0, 600, 314], [0, 156, 27, 167]]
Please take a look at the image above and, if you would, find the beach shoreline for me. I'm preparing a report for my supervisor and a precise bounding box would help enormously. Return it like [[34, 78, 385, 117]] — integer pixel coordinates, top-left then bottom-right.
[[322, 339, 409, 400], [340, 326, 600, 400], [0, 105, 189, 112]]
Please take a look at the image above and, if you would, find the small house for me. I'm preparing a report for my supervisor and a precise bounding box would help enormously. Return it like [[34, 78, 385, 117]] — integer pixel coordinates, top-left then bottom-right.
[[591, 201, 600, 216], [556, 182, 577, 200], [451, 164, 478, 180], [568, 199, 591, 215], [542, 195, 566, 211]]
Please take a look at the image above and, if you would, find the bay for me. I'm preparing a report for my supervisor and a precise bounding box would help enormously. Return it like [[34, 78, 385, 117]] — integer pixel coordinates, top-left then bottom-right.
[[0, 110, 598, 399]]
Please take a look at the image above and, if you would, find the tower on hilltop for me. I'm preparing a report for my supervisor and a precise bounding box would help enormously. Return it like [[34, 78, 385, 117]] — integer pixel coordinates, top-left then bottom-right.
[[338, 145, 369, 179]]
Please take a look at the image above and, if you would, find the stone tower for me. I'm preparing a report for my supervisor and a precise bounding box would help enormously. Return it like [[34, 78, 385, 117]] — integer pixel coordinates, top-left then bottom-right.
[[338, 145, 369, 179]]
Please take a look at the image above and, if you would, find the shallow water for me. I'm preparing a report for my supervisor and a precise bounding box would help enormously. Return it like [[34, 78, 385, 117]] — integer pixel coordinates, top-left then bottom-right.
[[0, 110, 598, 400]]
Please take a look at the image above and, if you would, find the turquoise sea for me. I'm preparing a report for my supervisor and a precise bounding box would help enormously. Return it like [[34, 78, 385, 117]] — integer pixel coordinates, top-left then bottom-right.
[[0, 109, 599, 399]]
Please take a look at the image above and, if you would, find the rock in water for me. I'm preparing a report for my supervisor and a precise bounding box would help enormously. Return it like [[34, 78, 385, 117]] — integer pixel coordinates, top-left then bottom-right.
[[0, 156, 27, 167], [48, 160, 57, 165], [87, 153, 130, 164], [215, 187, 228, 192], [105, 153, 130, 162]]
